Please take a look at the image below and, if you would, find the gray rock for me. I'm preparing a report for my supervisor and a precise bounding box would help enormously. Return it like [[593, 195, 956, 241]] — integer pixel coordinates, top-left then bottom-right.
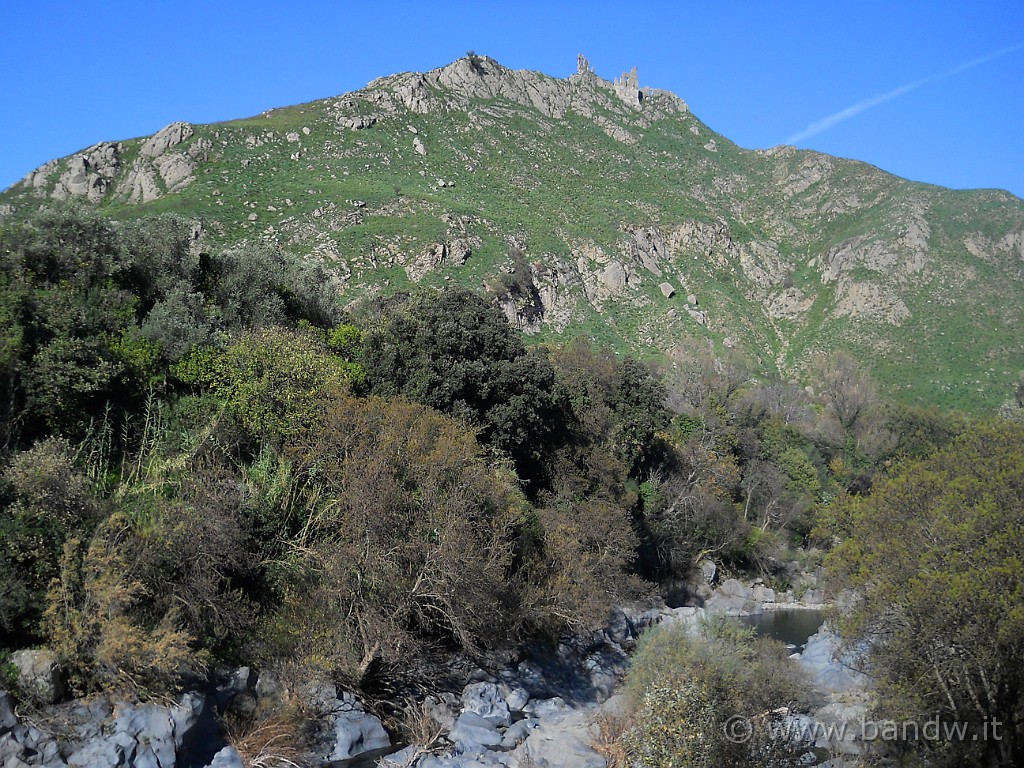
[[10, 649, 64, 704], [205, 745, 246, 768], [498, 684, 530, 712], [0, 691, 16, 731], [52, 142, 121, 202], [500, 717, 539, 748], [414, 136, 427, 155], [119, 158, 163, 203], [461, 682, 511, 727], [330, 710, 390, 761], [339, 114, 377, 130], [67, 737, 124, 767], [512, 708, 606, 768], [613, 66, 642, 107], [0, 732, 24, 764], [449, 711, 502, 750], [687, 308, 708, 325], [141, 122, 194, 158], [523, 697, 572, 722], [154, 152, 196, 193], [659, 281, 676, 298]]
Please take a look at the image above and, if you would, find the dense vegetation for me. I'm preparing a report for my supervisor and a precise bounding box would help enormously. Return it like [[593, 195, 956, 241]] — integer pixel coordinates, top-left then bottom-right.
[[825, 420, 1024, 767], [621, 618, 810, 768], [1, 205, 1022, 764]]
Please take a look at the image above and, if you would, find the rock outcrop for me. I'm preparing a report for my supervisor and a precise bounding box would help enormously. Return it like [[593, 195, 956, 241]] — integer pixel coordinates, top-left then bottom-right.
[[52, 142, 121, 202], [0, 691, 205, 768]]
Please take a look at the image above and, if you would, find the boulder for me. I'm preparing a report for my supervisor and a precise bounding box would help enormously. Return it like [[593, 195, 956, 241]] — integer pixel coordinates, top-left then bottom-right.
[[500, 717, 539, 748], [659, 281, 676, 298], [461, 682, 511, 727], [10, 649, 64, 704], [448, 711, 503, 751], [512, 708, 605, 768], [67, 737, 125, 767], [498, 684, 529, 713], [0, 691, 16, 731], [204, 745, 246, 768], [330, 710, 390, 761]]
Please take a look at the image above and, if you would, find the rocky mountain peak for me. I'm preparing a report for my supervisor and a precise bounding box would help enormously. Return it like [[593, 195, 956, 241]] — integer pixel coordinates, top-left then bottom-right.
[[361, 54, 685, 121]]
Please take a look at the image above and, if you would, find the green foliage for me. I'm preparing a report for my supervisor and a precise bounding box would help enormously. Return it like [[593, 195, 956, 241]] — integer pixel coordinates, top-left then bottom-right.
[[550, 338, 669, 477], [359, 288, 562, 491], [624, 621, 811, 767], [0, 439, 99, 643], [826, 419, 1024, 766], [175, 326, 361, 443], [624, 679, 718, 768]]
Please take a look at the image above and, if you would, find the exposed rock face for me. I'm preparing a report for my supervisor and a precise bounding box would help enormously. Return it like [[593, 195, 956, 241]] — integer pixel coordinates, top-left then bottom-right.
[[613, 66, 642, 107], [118, 123, 198, 203], [16, 121, 198, 205], [52, 143, 121, 202], [346, 54, 687, 148], [405, 238, 473, 281], [140, 121, 194, 158]]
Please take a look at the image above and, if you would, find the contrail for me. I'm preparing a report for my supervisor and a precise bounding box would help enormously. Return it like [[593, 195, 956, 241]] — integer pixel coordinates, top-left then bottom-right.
[[784, 43, 1024, 145]]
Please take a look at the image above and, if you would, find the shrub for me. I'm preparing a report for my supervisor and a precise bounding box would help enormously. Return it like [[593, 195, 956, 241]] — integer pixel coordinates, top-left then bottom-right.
[[0, 439, 99, 644], [623, 621, 811, 768], [44, 516, 205, 697], [269, 394, 530, 688]]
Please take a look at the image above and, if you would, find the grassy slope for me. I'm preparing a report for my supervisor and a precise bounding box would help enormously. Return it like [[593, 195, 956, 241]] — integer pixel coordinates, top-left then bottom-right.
[[2, 65, 1022, 412]]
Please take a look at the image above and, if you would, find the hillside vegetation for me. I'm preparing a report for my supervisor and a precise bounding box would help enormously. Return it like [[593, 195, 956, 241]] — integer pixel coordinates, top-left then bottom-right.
[[2, 55, 1022, 411]]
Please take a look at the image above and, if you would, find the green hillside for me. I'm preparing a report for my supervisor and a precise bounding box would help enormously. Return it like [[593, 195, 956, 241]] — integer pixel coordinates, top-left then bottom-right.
[[3, 53, 1022, 411]]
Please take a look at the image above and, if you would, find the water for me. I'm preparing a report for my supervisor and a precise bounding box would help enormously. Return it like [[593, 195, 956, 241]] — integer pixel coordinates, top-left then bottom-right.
[[739, 609, 823, 653]]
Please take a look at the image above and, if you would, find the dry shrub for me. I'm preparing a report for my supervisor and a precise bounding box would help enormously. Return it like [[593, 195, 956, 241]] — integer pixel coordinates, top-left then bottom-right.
[[591, 708, 632, 768], [378, 698, 449, 766], [44, 515, 205, 698], [223, 692, 311, 768]]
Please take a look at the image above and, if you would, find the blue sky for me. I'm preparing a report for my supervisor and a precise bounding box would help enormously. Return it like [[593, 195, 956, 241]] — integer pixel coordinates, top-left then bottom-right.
[[2, 1, 1022, 197]]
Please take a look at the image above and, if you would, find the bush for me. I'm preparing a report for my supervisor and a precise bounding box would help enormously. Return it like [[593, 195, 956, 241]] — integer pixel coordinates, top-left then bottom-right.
[[175, 326, 361, 444], [269, 394, 530, 688], [623, 620, 811, 768], [44, 515, 205, 697], [624, 679, 718, 768], [0, 439, 99, 644]]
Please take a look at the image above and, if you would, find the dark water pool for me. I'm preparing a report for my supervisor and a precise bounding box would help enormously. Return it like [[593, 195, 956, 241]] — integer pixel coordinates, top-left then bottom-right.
[[739, 609, 823, 652]]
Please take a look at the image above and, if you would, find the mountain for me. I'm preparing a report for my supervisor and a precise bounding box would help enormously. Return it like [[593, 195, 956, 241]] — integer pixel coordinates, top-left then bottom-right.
[[2, 53, 1022, 411]]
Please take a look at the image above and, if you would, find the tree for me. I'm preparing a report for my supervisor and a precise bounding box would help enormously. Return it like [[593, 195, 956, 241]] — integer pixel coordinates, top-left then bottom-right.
[[550, 339, 669, 477], [175, 326, 361, 444], [359, 289, 561, 491], [272, 394, 529, 688], [826, 420, 1024, 767]]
